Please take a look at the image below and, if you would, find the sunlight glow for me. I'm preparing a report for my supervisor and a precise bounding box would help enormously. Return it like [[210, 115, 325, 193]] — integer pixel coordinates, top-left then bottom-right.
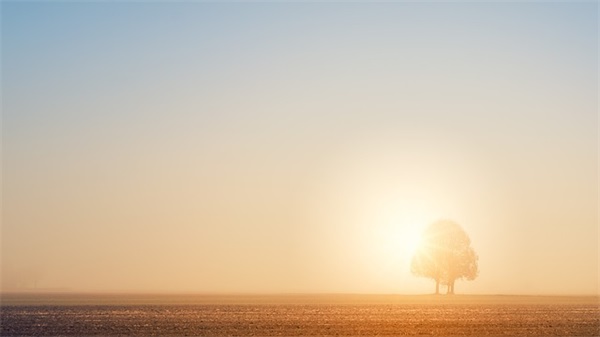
[[367, 201, 429, 273], [376, 221, 423, 262]]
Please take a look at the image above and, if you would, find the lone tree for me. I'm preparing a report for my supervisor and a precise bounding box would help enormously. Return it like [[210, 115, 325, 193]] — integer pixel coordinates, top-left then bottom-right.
[[410, 220, 478, 294]]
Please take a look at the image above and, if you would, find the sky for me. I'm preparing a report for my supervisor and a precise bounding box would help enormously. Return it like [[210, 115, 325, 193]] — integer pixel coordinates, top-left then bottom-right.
[[1, 1, 598, 295]]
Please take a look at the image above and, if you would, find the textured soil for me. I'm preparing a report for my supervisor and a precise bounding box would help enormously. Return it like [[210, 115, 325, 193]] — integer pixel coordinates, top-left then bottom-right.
[[1, 294, 598, 336]]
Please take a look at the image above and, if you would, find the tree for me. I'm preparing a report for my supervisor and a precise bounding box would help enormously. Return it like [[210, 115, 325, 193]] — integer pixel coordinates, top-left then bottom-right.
[[410, 220, 478, 294]]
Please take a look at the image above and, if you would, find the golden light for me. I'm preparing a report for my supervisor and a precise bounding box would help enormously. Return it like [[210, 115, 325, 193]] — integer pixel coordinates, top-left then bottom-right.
[[375, 221, 423, 261], [365, 202, 428, 273]]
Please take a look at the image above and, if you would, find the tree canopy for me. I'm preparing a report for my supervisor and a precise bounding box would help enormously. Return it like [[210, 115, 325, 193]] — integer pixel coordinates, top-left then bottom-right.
[[411, 220, 478, 294]]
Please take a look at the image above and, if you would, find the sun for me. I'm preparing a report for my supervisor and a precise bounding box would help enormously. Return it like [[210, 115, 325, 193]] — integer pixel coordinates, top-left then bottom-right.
[[402, 225, 424, 256], [372, 220, 424, 266], [354, 197, 431, 273], [391, 222, 424, 257]]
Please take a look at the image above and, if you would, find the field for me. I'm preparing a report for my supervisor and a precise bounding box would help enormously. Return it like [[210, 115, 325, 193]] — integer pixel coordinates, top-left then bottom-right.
[[1, 293, 598, 336]]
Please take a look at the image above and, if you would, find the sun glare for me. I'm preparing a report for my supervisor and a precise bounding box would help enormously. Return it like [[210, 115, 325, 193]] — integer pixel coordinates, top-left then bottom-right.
[[371, 217, 425, 269], [392, 223, 423, 257]]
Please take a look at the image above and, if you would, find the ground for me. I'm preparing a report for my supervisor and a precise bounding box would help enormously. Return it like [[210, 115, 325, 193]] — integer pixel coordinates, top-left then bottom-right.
[[1, 293, 598, 336]]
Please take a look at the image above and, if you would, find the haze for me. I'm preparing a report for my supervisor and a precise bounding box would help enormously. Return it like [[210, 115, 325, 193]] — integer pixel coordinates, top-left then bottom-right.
[[1, 2, 597, 295]]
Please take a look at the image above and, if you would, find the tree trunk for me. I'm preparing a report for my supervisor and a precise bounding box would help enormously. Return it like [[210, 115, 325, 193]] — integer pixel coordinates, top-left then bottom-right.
[[448, 280, 455, 295], [435, 279, 439, 294]]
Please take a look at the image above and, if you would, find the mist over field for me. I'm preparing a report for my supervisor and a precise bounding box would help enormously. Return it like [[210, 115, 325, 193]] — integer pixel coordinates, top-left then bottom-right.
[[1, 2, 598, 295]]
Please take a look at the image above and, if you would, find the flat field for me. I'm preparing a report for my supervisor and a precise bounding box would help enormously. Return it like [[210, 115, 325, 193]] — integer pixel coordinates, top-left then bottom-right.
[[1, 293, 598, 336]]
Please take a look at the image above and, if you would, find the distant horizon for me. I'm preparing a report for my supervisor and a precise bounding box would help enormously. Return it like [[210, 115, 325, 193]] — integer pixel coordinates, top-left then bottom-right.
[[2, 290, 599, 297]]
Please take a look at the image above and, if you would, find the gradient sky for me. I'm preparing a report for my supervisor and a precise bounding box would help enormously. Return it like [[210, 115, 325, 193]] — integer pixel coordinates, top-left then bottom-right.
[[2, 2, 598, 295]]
